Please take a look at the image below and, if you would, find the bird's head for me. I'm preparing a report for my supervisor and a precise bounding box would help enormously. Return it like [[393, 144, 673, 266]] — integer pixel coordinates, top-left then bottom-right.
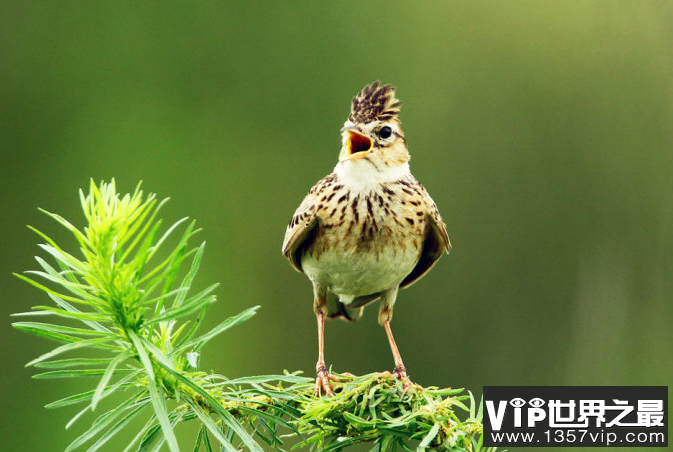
[[337, 82, 409, 172]]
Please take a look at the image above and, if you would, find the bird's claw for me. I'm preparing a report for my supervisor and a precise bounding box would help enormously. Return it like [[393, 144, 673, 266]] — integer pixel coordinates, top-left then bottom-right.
[[314, 366, 337, 397], [393, 366, 413, 393]]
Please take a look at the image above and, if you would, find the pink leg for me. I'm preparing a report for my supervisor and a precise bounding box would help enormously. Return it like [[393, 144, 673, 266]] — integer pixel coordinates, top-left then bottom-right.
[[383, 320, 412, 390], [314, 312, 337, 396]]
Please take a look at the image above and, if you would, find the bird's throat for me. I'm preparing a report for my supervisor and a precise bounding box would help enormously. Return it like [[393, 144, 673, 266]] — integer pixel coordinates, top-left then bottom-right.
[[334, 160, 411, 193]]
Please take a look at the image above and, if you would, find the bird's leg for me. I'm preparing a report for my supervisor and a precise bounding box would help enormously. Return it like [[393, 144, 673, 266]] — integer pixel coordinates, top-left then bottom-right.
[[314, 311, 337, 397], [378, 287, 411, 390], [383, 320, 412, 391]]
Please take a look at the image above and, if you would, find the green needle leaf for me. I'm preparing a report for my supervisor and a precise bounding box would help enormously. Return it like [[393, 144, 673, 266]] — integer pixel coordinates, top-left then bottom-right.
[[187, 400, 239, 452], [86, 402, 147, 452], [65, 395, 146, 451], [13, 321, 107, 341], [129, 332, 180, 452], [92, 350, 132, 410], [32, 369, 133, 379], [418, 422, 440, 449], [173, 242, 205, 308], [156, 362, 263, 452], [35, 357, 113, 369], [174, 306, 259, 354], [26, 337, 116, 367]]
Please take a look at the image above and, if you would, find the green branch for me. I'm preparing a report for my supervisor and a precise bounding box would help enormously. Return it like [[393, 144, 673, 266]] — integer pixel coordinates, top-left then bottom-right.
[[12, 179, 491, 452]]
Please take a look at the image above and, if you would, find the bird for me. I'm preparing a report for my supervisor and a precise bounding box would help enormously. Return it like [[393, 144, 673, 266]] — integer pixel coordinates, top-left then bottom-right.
[[282, 81, 450, 396]]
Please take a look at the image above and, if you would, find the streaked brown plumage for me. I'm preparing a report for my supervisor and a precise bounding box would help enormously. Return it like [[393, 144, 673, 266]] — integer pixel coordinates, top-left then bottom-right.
[[282, 82, 450, 396]]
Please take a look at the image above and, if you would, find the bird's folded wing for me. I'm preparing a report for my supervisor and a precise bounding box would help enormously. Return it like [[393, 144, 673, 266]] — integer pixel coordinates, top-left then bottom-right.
[[282, 191, 319, 272], [400, 187, 451, 288]]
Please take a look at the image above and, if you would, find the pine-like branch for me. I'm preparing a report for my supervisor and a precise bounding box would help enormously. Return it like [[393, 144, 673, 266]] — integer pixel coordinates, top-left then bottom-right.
[[12, 179, 490, 452]]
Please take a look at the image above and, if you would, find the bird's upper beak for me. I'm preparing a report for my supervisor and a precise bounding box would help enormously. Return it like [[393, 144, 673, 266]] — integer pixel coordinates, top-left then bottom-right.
[[344, 127, 372, 160]]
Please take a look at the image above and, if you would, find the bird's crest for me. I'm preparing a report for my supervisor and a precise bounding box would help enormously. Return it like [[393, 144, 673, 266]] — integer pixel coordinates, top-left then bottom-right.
[[349, 81, 402, 124]]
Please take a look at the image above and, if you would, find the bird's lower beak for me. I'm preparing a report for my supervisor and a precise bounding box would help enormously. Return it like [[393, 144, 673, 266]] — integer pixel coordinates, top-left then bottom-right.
[[346, 130, 372, 159]]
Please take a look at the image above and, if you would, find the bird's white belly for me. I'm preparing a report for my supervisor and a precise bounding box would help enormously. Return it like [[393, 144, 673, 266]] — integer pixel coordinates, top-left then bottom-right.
[[302, 245, 420, 304]]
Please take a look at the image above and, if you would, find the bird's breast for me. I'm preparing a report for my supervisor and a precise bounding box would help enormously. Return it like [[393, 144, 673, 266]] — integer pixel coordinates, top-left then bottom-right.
[[301, 185, 426, 297]]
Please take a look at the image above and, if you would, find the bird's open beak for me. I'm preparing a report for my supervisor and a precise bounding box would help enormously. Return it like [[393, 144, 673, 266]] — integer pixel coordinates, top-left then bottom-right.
[[345, 129, 372, 160]]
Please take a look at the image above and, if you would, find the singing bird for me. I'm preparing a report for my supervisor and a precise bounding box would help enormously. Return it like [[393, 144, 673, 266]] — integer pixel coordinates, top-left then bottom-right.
[[282, 82, 450, 396]]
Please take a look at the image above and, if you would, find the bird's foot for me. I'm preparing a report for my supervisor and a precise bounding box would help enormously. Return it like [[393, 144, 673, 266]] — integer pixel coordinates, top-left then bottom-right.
[[393, 366, 413, 393], [314, 366, 338, 397]]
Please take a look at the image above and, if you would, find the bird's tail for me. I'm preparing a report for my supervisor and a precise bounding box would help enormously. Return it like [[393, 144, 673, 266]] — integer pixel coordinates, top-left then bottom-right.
[[327, 301, 363, 322], [326, 292, 383, 322]]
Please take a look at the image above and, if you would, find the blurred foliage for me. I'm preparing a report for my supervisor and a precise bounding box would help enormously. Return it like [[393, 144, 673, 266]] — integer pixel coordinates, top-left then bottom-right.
[[1, 1, 671, 451]]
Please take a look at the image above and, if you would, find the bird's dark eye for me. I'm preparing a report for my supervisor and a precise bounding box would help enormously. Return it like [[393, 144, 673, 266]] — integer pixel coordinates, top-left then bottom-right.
[[378, 126, 392, 139]]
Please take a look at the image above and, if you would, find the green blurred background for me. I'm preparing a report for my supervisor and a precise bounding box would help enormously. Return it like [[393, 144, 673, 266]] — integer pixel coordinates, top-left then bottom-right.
[[1, 1, 671, 451]]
